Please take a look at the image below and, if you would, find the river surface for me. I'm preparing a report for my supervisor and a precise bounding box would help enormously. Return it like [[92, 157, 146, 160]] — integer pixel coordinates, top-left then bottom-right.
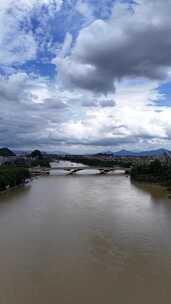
[[0, 169, 171, 303]]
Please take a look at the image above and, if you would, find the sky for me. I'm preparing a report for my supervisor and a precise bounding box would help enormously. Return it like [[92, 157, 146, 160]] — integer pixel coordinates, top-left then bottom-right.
[[1, 0, 171, 153]]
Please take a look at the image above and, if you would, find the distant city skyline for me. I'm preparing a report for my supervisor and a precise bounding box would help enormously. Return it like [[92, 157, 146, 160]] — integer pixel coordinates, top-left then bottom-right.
[[1, 0, 171, 153]]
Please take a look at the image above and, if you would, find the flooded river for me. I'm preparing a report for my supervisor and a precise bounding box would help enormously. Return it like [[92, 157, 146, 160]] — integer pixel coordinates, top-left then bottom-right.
[[0, 171, 171, 303]]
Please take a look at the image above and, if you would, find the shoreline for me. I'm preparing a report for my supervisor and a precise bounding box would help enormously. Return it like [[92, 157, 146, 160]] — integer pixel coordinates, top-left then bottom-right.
[[0, 180, 31, 195], [131, 176, 171, 199]]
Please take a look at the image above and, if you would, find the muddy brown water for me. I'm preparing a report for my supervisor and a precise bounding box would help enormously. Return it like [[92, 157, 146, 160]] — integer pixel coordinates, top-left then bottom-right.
[[0, 173, 171, 303]]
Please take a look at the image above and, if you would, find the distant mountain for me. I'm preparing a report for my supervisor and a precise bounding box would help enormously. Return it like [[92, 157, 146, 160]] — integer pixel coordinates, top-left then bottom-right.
[[0, 147, 16, 157], [102, 149, 169, 157], [113, 150, 138, 157], [133, 149, 169, 157]]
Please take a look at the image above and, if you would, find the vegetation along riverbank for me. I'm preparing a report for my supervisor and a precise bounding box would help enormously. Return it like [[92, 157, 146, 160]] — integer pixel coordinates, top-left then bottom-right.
[[130, 159, 171, 197], [0, 166, 31, 192]]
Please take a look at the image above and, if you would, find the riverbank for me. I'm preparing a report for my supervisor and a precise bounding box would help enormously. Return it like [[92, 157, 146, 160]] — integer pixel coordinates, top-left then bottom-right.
[[0, 166, 31, 192], [131, 175, 171, 197], [130, 159, 171, 198], [0, 180, 31, 195]]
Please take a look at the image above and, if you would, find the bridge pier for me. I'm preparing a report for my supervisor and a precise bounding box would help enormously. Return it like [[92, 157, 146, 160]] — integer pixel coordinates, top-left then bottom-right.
[[66, 168, 82, 175], [99, 169, 111, 175]]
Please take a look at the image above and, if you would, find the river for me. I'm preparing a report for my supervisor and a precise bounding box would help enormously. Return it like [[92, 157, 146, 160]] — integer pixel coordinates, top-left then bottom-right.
[[0, 168, 171, 303]]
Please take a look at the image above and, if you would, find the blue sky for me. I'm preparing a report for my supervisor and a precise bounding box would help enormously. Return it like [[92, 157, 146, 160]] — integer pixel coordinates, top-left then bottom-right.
[[1, 0, 171, 153], [21, 0, 116, 77]]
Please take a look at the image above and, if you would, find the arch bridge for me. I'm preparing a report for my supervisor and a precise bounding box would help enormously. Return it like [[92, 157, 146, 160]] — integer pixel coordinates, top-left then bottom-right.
[[31, 166, 130, 176], [49, 166, 130, 175]]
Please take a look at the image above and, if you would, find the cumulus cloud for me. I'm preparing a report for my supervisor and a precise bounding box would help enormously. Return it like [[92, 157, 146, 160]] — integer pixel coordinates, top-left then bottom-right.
[[55, 0, 171, 93], [75, 0, 93, 19], [82, 98, 115, 107], [1, 71, 171, 152], [1, 0, 171, 152], [0, 0, 63, 68], [0, 72, 71, 149], [59, 78, 171, 150]]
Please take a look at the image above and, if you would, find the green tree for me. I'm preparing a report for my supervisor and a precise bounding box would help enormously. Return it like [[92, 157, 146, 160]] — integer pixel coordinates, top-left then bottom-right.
[[31, 150, 43, 160], [0, 166, 30, 191]]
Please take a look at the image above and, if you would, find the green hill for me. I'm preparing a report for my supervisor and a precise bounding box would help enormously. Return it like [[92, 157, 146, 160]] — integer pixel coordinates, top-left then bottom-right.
[[0, 148, 16, 157]]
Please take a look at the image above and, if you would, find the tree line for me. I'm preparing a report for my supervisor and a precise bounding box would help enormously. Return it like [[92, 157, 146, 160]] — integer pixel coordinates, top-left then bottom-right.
[[0, 166, 31, 191], [59, 155, 132, 168], [131, 159, 171, 185]]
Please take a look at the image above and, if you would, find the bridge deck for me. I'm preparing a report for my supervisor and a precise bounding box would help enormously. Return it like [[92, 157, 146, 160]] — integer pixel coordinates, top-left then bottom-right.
[[30, 166, 130, 176], [50, 166, 129, 171]]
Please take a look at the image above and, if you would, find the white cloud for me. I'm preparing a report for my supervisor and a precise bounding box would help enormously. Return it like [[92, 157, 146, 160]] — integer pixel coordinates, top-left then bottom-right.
[[75, 0, 93, 20], [1, 0, 171, 152], [60, 79, 171, 151], [1, 71, 171, 152], [0, 0, 63, 68], [55, 0, 171, 93]]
